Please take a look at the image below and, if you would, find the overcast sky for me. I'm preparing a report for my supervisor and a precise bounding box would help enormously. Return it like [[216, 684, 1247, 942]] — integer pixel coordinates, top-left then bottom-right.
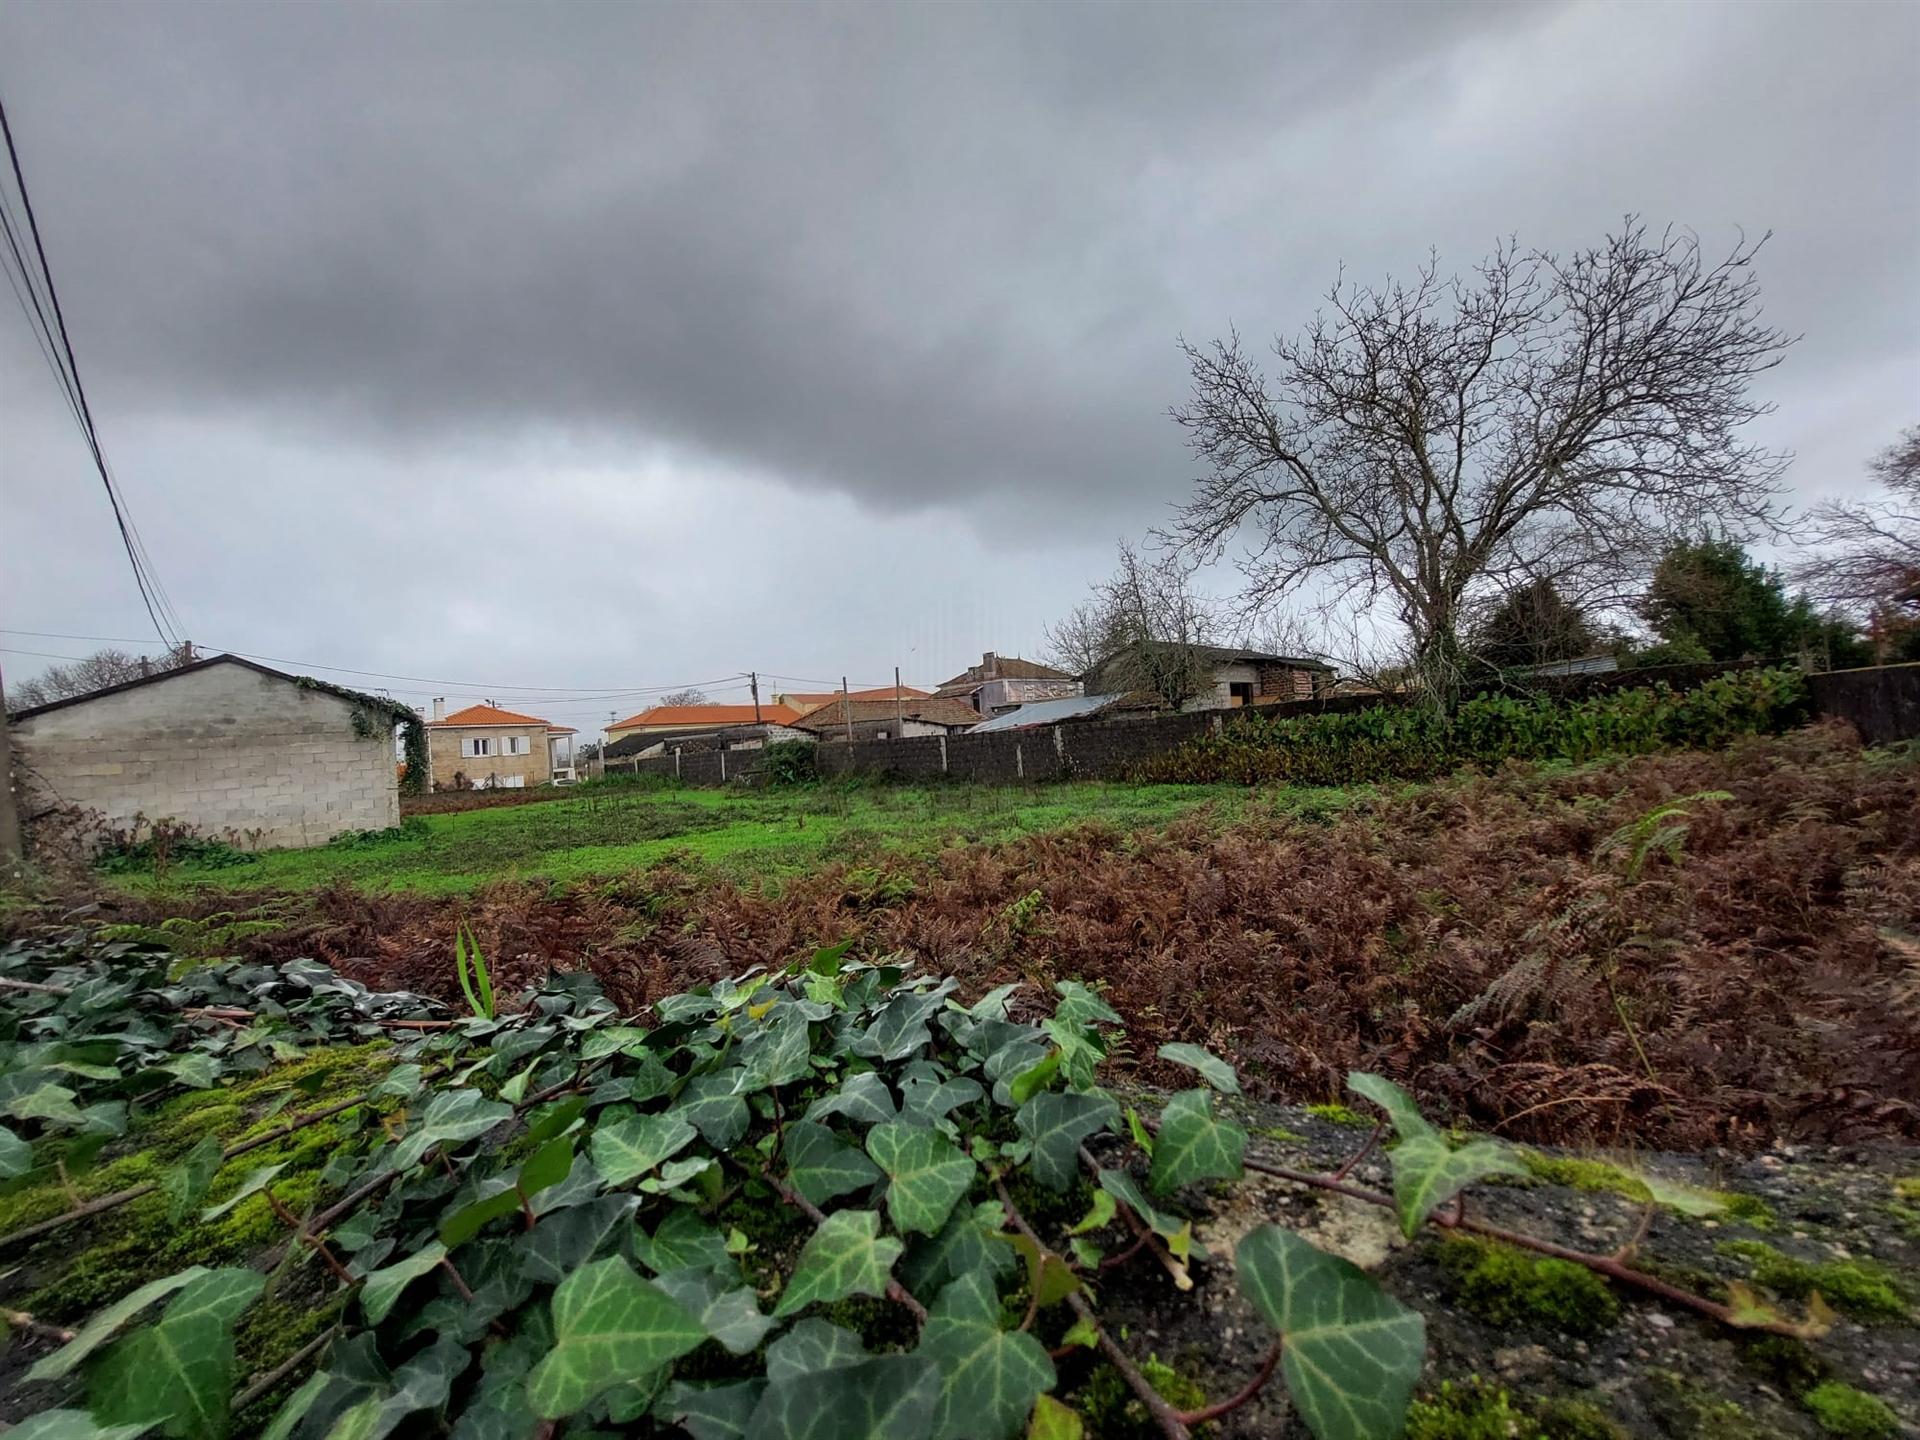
[[2, 0, 1914, 732]]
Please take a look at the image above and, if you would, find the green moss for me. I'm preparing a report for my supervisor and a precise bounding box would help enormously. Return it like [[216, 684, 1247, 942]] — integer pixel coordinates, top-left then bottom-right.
[[1738, 1335, 1828, 1396], [1304, 1103, 1373, 1129], [1720, 1192, 1776, 1230], [1647, 1371, 1770, 1440], [1521, 1152, 1649, 1199], [1717, 1240, 1911, 1323], [1075, 1355, 1208, 1439], [1406, 1379, 1526, 1440], [1534, 1396, 1629, 1440], [1436, 1237, 1620, 1335], [1893, 1176, 1920, 1202], [816, 1293, 917, 1353], [1248, 1124, 1307, 1144], [1801, 1383, 1899, 1440]]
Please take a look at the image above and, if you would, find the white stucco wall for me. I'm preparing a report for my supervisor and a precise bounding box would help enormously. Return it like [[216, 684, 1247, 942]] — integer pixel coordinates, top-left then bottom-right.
[[12, 661, 400, 850]]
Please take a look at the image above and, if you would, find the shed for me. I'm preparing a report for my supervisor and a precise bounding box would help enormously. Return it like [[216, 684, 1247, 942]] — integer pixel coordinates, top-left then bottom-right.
[[7, 654, 416, 851]]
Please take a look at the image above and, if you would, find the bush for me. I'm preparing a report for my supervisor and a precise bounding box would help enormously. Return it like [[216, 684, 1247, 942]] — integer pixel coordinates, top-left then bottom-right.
[[1137, 668, 1808, 786], [759, 739, 819, 785]]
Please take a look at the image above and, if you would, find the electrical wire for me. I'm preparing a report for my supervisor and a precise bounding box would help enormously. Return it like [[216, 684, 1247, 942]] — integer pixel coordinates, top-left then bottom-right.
[[0, 91, 181, 648]]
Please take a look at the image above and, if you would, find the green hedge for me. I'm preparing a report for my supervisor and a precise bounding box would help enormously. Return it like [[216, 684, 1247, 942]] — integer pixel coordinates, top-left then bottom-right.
[[1136, 667, 1810, 786]]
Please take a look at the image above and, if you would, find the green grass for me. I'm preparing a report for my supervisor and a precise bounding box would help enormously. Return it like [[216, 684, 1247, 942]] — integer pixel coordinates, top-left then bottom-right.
[[114, 780, 1257, 896]]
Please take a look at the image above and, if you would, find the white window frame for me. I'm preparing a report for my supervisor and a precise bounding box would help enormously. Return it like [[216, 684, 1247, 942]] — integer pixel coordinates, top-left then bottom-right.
[[461, 736, 496, 758], [507, 734, 531, 756]]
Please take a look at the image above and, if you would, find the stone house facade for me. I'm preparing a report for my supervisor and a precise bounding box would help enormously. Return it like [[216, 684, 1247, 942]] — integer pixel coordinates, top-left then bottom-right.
[[932, 653, 1081, 718], [426, 703, 576, 789], [7, 655, 408, 850]]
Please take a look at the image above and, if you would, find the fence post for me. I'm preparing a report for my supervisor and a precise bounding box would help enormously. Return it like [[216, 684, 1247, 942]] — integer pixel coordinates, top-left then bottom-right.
[[719, 750, 727, 783], [1015, 742, 1024, 781], [674, 747, 681, 780], [939, 735, 948, 774]]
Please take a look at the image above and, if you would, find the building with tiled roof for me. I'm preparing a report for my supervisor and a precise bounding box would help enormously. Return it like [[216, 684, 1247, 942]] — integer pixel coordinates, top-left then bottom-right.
[[789, 696, 985, 738], [426, 700, 578, 790], [772, 685, 930, 717], [604, 703, 803, 749], [932, 651, 1081, 718]]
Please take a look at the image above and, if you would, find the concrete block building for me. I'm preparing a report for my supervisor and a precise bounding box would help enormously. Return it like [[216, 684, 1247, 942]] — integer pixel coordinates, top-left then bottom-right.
[[7, 654, 413, 851]]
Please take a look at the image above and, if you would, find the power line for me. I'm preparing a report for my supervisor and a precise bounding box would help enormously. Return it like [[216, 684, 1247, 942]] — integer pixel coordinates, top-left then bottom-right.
[[0, 91, 180, 648]]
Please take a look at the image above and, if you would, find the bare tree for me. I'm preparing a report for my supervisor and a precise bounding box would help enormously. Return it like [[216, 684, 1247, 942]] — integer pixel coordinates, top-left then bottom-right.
[[1791, 425, 1920, 621], [1168, 221, 1792, 703], [7, 645, 195, 710], [1048, 544, 1222, 710], [658, 688, 712, 707]]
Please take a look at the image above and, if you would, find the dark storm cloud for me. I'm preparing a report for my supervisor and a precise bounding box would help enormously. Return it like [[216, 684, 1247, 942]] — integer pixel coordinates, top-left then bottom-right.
[[1, 0, 1554, 518]]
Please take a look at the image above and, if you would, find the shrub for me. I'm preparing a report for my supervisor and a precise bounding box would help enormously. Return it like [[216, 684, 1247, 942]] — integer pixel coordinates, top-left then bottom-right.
[[1136, 668, 1808, 786], [759, 739, 819, 785]]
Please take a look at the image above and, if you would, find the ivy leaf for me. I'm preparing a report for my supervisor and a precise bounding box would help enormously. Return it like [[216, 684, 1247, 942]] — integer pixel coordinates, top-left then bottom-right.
[[1066, 1191, 1116, 1237], [1155, 1043, 1241, 1095], [739, 1009, 814, 1091], [635, 1206, 731, 1276], [391, 1088, 512, 1170], [1006, 1051, 1061, 1108], [1002, 1232, 1080, 1311], [1095, 1170, 1199, 1284], [438, 1179, 522, 1250], [523, 1256, 706, 1418], [899, 1201, 1016, 1297], [163, 1134, 225, 1224], [804, 1072, 896, 1129], [1051, 981, 1119, 1028], [855, 987, 952, 1062], [654, 1268, 778, 1355], [0, 1123, 35, 1179], [6, 1412, 155, 1440], [1388, 1134, 1524, 1237], [27, 1268, 208, 1383], [1147, 1089, 1246, 1195], [1014, 1091, 1118, 1192], [787, 1120, 883, 1206], [918, 1271, 1055, 1440], [591, 1111, 698, 1186], [1026, 1396, 1085, 1440], [662, 1379, 768, 1440], [765, 1319, 867, 1381], [88, 1270, 266, 1440], [160, 1053, 219, 1090], [524, 1194, 635, 1285], [361, 1242, 449, 1323], [522, 1095, 588, 1146], [866, 1122, 975, 1235], [899, 1076, 984, 1126], [679, 1073, 753, 1149], [2, 1077, 87, 1127], [773, 1209, 905, 1318], [746, 1353, 940, 1440], [1234, 1224, 1425, 1440], [1345, 1072, 1435, 1141]]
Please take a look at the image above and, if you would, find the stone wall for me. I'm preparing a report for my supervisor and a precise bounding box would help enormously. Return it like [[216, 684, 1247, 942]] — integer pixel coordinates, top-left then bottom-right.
[[606, 662, 1920, 790], [12, 660, 399, 850]]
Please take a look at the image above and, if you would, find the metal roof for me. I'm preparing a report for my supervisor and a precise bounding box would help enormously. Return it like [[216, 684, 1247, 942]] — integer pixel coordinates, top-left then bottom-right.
[[968, 693, 1129, 732]]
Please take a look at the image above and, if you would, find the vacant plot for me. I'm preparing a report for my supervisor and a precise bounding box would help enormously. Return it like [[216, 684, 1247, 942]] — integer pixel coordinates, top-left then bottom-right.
[[116, 779, 1257, 896]]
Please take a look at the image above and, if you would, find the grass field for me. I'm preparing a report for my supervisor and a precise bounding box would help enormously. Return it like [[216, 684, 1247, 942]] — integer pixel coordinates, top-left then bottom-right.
[[123, 779, 1258, 895]]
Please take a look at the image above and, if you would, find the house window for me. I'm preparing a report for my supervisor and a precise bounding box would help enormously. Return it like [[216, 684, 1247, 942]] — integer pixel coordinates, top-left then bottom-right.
[[462, 736, 496, 758], [1229, 682, 1255, 707], [506, 735, 530, 756]]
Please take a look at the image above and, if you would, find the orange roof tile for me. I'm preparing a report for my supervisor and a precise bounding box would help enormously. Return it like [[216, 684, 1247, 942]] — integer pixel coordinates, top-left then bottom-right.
[[607, 703, 803, 730], [430, 703, 575, 734]]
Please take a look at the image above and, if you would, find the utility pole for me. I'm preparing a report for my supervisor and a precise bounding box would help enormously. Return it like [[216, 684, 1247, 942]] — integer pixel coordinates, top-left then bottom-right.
[[0, 659, 24, 874], [749, 671, 762, 724], [894, 665, 904, 738], [841, 676, 854, 745]]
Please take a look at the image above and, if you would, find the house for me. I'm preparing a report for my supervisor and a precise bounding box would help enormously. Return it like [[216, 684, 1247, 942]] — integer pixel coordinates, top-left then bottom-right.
[[771, 685, 929, 717], [426, 701, 577, 789], [791, 697, 985, 742], [1081, 644, 1332, 711], [603, 721, 810, 763], [6, 654, 413, 850], [604, 703, 803, 753], [967, 693, 1157, 732], [932, 653, 1081, 718]]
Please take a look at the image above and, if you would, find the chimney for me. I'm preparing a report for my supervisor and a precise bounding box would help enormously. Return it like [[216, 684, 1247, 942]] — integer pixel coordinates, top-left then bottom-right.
[[982, 651, 997, 677], [432, 697, 445, 721]]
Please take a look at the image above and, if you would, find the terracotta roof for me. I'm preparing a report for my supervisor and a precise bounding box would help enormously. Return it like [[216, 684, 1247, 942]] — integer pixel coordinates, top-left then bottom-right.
[[778, 686, 930, 715], [431, 703, 575, 734], [792, 697, 985, 733], [608, 703, 803, 730]]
